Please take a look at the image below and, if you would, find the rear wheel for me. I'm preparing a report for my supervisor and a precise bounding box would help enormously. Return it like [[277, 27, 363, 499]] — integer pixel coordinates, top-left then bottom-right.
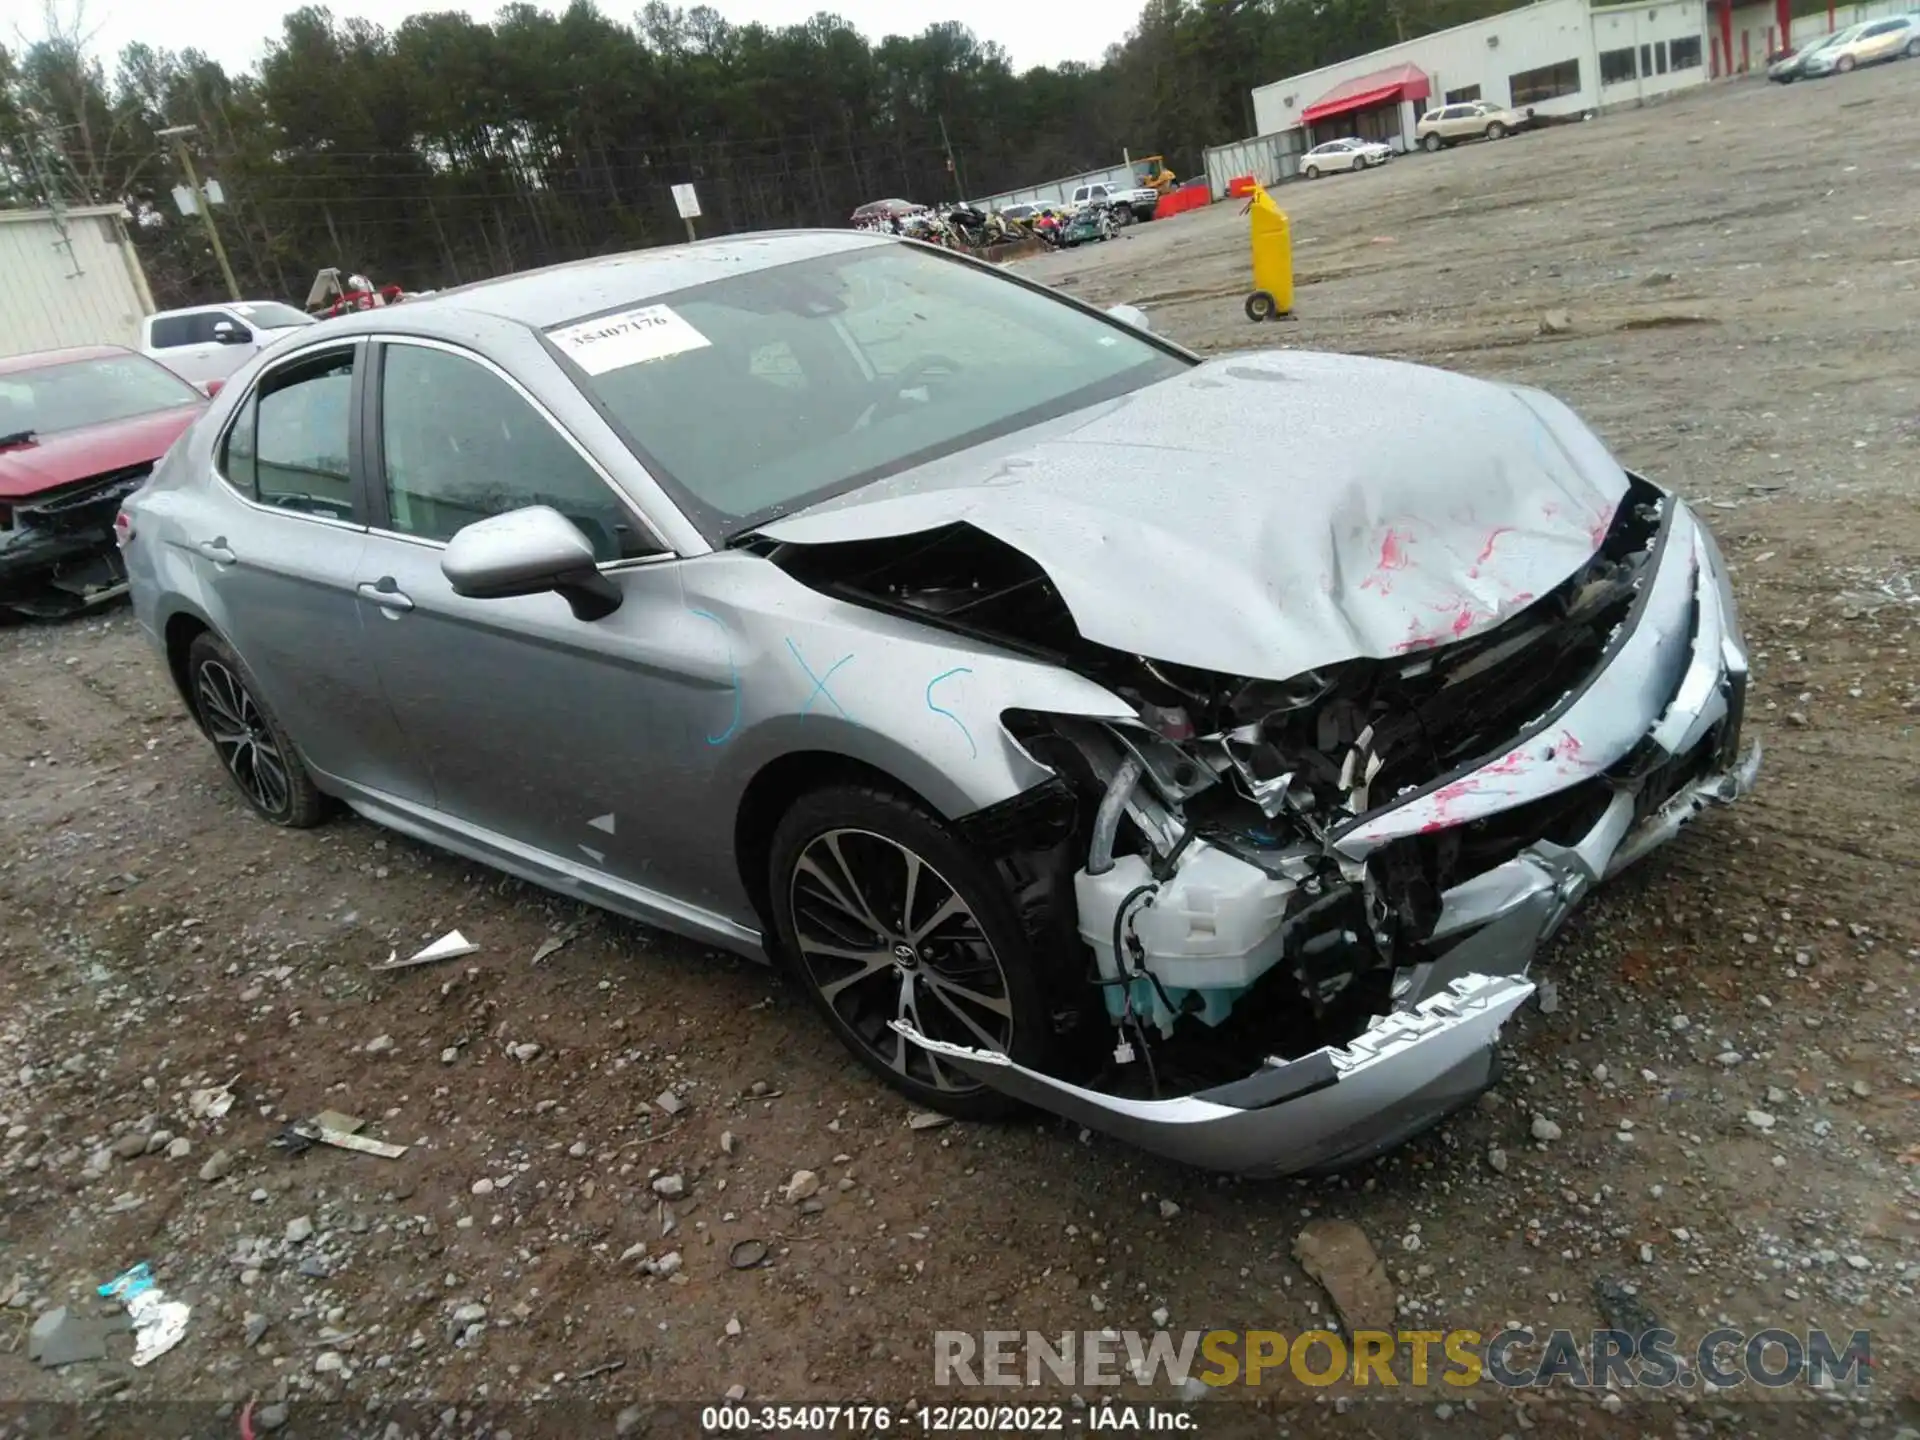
[[186, 631, 327, 827], [1423, 133, 1443, 152], [1304, 164, 1320, 179], [1487, 121, 1507, 140], [1836, 54, 1856, 71], [768, 785, 1062, 1119], [1905, 37, 1918, 57]]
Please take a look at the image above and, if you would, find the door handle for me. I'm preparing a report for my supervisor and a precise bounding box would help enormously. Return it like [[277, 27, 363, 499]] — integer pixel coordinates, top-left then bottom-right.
[[357, 579, 414, 613], [196, 538, 236, 565]]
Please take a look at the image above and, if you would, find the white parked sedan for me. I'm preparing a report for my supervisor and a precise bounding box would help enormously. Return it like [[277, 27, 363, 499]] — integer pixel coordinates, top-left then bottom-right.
[[1300, 138, 1393, 178]]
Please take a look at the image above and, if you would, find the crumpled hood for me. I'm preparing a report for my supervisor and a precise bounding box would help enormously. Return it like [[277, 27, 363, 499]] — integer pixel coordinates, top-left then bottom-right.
[[759, 350, 1630, 682], [0, 406, 203, 501]]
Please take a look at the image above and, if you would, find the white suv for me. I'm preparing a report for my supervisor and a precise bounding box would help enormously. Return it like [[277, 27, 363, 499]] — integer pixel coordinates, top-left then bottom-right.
[[140, 301, 316, 391], [1415, 101, 1524, 152]]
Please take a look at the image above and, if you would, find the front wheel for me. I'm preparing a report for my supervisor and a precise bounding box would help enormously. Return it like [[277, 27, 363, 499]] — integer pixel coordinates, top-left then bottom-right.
[[769, 785, 1064, 1119], [186, 631, 327, 827], [1423, 133, 1443, 152], [1905, 37, 1919, 56], [1836, 54, 1855, 71], [1487, 121, 1507, 140], [1304, 164, 1319, 179]]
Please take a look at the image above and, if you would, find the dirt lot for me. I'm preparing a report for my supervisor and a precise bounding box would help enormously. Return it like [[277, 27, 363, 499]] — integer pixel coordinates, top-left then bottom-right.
[[3, 70, 1918, 1437]]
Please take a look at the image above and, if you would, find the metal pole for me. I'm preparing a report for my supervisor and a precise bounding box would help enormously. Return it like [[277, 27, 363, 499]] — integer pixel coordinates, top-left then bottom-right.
[[938, 114, 964, 204], [163, 128, 241, 300], [685, 217, 697, 244]]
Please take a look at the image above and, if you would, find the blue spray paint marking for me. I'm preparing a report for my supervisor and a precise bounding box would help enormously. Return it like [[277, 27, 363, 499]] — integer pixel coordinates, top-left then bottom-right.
[[688, 608, 741, 745], [787, 637, 852, 718], [925, 666, 977, 758]]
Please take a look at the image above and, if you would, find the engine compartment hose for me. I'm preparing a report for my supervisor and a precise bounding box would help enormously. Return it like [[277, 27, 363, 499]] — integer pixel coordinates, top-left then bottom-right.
[[1086, 755, 1145, 876]]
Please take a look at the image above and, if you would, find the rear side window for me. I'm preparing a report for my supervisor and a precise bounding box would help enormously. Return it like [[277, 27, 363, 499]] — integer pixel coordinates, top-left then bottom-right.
[[149, 315, 196, 349], [220, 350, 356, 520]]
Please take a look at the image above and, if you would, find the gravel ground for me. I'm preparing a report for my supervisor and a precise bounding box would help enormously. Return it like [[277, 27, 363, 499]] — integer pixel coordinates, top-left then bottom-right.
[[2, 69, 1917, 1438]]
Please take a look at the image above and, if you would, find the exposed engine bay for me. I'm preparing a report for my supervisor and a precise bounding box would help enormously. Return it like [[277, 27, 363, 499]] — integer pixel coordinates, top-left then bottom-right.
[[771, 467, 1757, 1120]]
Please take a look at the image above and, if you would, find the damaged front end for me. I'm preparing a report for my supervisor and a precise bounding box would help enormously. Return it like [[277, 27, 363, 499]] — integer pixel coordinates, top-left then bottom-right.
[[779, 473, 1757, 1176], [0, 464, 151, 618]]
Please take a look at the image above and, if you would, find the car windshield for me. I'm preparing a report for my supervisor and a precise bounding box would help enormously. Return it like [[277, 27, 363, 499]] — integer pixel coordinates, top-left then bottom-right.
[[0, 354, 202, 436], [553, 243, 1190, 541], [231, 301, 316, 329]]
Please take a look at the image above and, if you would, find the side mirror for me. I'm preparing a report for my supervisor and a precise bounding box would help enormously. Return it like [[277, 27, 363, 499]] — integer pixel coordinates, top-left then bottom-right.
[[213, 321, 249, 345], [442, 506, 622, 622], [1105, 303, 1153, 334]]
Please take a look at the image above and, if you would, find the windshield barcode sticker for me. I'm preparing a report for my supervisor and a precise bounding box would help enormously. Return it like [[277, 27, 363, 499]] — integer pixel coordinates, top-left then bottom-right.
[[548, 305, 711, 375]]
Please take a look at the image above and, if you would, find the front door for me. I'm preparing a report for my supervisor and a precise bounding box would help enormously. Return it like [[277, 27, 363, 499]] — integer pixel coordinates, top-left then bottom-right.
[[348, 338, 723, 908]]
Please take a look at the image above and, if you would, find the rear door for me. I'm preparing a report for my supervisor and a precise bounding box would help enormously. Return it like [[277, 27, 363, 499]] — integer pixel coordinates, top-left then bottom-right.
[[146, 312, 222, 387], [197, 341, 429, 802], [1857, 19, 1904, 59]]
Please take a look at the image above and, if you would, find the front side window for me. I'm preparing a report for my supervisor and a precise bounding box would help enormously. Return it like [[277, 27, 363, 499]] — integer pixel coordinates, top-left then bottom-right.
[[224, 350, 355, 519], [552, 245, 1187, 543], [0, 353, 201, 436], [378, 343, 655, 562]]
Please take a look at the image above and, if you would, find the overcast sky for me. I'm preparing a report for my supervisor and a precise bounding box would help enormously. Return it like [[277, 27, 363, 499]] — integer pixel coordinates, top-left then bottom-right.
[[54, 0, 1133, 78]]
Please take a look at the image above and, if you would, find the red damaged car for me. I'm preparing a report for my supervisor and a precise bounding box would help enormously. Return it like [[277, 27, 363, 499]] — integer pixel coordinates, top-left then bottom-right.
[[0, 345, 208, 618]]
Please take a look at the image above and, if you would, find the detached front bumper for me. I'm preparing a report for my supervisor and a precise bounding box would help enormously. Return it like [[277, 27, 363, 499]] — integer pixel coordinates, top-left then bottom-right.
[[903, 496, 1757, 1177]]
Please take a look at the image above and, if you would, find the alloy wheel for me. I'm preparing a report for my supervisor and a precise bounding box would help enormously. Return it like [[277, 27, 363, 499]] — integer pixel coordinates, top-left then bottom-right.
[[195, 659, 292, 817], [788, 828, 1014, 1094]]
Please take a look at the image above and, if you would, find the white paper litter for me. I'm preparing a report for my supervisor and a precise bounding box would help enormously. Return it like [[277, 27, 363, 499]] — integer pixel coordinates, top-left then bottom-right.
[[188, 1077, 237, 1119], [373, 930, 478, 970]]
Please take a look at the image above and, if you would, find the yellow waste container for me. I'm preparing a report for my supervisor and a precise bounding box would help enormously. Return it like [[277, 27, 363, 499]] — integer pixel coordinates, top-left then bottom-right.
[[1245, 182, 1294, 323]]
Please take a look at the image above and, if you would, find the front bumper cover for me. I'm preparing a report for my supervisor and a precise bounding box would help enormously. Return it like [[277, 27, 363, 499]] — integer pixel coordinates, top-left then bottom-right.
[[0, 468, 147, 616], [901, 495, 1759, 1176]]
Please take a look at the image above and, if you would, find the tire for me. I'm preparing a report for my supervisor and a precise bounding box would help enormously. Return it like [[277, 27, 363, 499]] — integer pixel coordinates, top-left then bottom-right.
[[1906, 37, 1919, 57], [1487, 121, 1507, 140], [185, 631, 327, 827], [1836, 54, 1855, 71], [767, 784, 1063, 1119], [1245, 290, 1279, 322], [1423, 133, 1443, 152], [1304, 164, 1319, 179]]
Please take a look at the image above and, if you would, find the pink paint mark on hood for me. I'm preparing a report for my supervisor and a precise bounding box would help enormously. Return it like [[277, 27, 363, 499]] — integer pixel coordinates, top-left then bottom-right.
[[1359, 527, 1414, 594]]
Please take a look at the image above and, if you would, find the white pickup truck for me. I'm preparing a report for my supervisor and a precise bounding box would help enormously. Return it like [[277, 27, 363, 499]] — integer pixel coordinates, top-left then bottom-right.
[[1069, 182, 1160, 222]]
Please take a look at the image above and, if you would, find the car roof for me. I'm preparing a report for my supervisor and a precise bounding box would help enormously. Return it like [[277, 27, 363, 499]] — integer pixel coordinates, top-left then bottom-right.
[[0, 344, 133, 376], [318, 229, 889, 336]]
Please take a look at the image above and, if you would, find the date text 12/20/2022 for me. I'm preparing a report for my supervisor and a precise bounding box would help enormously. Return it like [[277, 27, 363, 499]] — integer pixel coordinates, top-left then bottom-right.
[[700, 1404, 1197, 1432]]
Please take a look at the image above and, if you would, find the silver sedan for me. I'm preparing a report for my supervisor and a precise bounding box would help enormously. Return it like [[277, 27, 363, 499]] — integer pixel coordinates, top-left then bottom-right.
[[121, 231, 1757, 1175]]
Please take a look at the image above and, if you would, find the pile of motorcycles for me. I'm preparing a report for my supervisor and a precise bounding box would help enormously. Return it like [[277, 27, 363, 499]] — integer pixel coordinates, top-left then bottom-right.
[[852, 200, 1123, 251]]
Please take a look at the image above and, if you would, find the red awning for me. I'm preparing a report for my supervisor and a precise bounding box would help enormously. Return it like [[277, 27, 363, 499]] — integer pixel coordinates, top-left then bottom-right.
[[1300, 64, 1431, 124]]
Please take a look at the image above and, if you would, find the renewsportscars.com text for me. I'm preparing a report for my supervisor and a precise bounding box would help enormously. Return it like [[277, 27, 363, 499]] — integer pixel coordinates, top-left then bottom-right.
[[934, 1327, 1872, 1391]]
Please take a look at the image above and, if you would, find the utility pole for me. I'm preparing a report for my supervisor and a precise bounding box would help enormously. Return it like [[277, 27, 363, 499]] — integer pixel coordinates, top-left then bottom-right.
[[157, 123, 241, 300], [937, 114, 965, 204]]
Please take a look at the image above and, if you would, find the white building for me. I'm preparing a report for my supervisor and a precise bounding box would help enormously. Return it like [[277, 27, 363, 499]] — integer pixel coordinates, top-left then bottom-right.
[[1249, 0, 1710, 150], [0, 205, 155, 355]]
